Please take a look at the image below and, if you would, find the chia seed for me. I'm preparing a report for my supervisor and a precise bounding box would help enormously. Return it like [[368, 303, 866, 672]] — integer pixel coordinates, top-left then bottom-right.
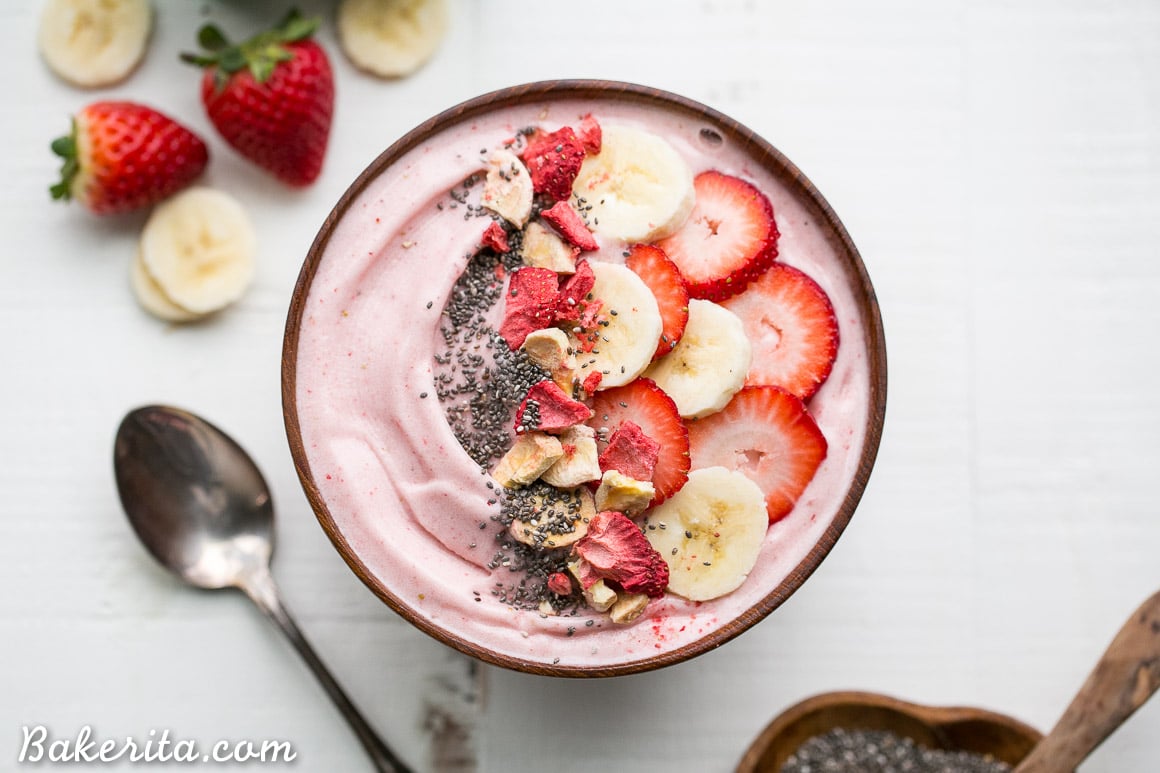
[[781, 728, 1013, 773]]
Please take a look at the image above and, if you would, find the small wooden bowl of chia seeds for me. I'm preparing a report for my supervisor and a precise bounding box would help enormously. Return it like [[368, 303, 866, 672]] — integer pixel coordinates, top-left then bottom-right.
[[737, 691, 1044, 773]]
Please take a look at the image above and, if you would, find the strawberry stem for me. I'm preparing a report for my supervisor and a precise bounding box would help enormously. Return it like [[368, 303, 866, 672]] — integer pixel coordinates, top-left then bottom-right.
[[49, 119, 79, 202], [180, 8, 319, 91]]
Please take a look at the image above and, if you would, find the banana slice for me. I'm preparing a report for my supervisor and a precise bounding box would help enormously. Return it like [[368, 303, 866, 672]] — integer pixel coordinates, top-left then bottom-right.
[[644, 299, 751, 418], [571, 124, 695, 243], [644, 466, 767, 601], [130, 250, 202, 323], [139, 187, 256, 315], [337, 0, 449, 79], [38, 0, 152, 88], [580, 261, 663, 390]]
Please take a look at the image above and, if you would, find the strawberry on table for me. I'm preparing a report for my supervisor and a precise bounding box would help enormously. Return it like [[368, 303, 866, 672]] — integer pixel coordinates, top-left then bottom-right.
[[722, 263, 839, 400], [657, 170, 779, 302], [182, 10, 334, 187], [687, 385, 827, 524], [50, 101, 208, 216], [625, 243, 689, 358], [588, 378, 690, 504]]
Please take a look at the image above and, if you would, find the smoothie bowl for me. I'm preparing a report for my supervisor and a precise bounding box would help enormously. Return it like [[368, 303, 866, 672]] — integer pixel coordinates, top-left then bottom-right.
[[282, 80, 886, 676]]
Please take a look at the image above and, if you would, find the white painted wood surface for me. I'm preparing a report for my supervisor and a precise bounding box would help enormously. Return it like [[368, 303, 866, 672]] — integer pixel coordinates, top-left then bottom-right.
[[3, 1, 1158, 770]]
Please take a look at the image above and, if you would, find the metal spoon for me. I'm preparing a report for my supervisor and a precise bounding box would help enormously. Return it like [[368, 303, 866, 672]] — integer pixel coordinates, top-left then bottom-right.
[[113, 404, 412, 773]]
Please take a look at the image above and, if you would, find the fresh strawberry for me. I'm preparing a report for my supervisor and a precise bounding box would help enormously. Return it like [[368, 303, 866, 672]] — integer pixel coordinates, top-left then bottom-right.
[[625, 244, 689, 358], [514, 380, 593, 433], [182, 10, 334, 187], [481, 221, 511, 253], [598, 420, 660, 482], [541, 201, 599, 251], [687, 386, 827, 523], [657, 171, 779, 301], [722, 263, 839, 399], [587, 378, 690, 504], [498, 266, 560, 349], [49, 102, 208, 215], [521, 127, 585, 201]]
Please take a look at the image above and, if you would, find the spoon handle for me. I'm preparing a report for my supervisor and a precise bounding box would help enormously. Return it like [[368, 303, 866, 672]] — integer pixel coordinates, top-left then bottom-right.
[[241, 569, 415, 773], [1014, 590, 1160, 773]]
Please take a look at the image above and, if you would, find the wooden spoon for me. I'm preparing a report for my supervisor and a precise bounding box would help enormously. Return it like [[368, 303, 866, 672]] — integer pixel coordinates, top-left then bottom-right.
[[737, 590, 1160, 772], [1014, 589, 1160, 772]]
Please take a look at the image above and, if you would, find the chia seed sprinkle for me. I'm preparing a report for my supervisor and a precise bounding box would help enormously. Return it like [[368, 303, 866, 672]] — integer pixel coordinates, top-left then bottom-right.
[[781, 728, 1013, 773]]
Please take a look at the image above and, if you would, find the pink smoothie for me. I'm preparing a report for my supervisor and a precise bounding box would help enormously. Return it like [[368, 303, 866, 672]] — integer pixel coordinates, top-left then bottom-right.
[[291, 92, 878, 672]]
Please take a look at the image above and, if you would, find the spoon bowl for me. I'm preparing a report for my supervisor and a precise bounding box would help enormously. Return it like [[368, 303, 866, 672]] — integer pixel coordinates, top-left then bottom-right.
[[736, 691, 1041, 772], [113, 405, 412, 773]]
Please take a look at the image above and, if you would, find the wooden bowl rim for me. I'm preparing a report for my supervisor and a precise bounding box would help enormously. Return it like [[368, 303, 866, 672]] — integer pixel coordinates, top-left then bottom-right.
[[736, 690, 1044, 771], [281, 79, 889, 677]]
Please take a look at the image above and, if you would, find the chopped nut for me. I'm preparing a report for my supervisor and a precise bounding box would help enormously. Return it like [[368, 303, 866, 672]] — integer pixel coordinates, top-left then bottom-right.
[[594, 469, 655, 515], [541, 425, 601, 487], [584, 578, 618, 612], [492, 432, 564, 488], [609, 593, 649, 624], [521, 327, 576, 393], [520, 221, 579, 273]]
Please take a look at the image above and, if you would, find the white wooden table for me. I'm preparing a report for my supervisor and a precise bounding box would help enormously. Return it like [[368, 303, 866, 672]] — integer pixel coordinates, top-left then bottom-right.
[[3, 1, 1158, 770]]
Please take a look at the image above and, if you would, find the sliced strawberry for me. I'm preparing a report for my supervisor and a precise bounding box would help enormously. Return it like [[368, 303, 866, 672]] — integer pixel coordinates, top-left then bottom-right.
[[541, 201, 599, 251], [521, 127, 585, 201], [687, 386, 827, 523], [587, 378, 689, 504], [625, 244, 689, 358], [498, 267, 559, 349], [722, 263, 839, 400], [656, 171, 779, 301]]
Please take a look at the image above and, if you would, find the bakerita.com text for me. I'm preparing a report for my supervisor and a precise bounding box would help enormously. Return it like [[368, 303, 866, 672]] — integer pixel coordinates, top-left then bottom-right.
[[17, 726, 297, 764]]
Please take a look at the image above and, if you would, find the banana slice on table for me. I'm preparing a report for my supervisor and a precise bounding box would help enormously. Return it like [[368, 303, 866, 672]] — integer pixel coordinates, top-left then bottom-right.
[[645, 299, 751, 418], [580, 261, 663, 390], [139, 188, 256, 316], [130, 251, 202, 323], [38, 0, 152, 88], [644, 466, 767, 601], [337, 0, 449, 78], [572, 124, 695, 243]]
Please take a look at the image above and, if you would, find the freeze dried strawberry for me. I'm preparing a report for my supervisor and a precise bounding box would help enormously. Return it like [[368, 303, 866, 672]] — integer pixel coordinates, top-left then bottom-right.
[[581, 371, 602, 395], [558, 259, 595, 312], [498, 267, 560, 349], [547, 572, 573, 595], [541, 201, 599, 252], [625, 244, 689, 358], [722, 263, 839, 399], [598, 421, 660, 482], [588, 378, 690, 504], [521, 127, 585, 201], [577, 114, 602, 154], [515, 380, 593, 433], [481, 221, 510, 253], [657, 171, 779, 301], [688, 386, 827, 523], [573, 511, 669, 598]]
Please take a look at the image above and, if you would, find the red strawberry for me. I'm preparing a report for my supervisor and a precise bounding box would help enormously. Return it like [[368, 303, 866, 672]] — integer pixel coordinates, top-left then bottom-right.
[[541, 201, 599, 251], [49, 102, 208, 215], [598, 420, 660, 482], [656, 171, 779, 301], [587, 378, 690, 504], [481, 221, 511, 253], [625, 244, 689, 358], [182, 11, 333, 187], [687, 386, 827, 523], [521, 127, 586, 201], [514, 380, 593, 433], [498, 266, 560, 349], [722, 263, 839, 399], [572, 510, 669, 598], [576, 114, 602, 154]]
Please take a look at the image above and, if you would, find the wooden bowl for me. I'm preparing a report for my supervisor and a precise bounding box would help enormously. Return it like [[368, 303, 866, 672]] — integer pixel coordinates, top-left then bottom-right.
[[737, 691, 1044, 772], [282, 80, 888, 675]]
